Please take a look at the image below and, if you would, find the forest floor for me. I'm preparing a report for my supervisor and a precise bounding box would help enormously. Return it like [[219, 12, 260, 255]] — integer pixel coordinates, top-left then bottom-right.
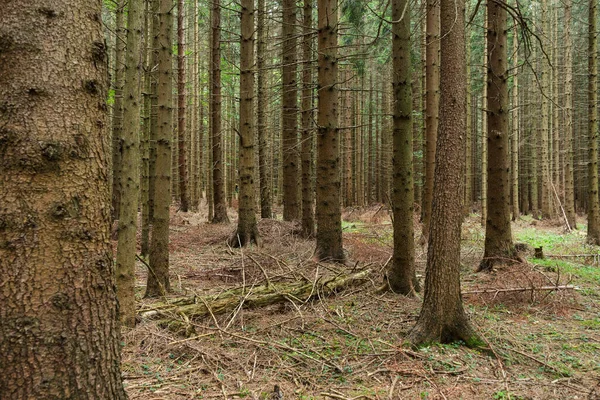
[[120, 204, 600, 400]]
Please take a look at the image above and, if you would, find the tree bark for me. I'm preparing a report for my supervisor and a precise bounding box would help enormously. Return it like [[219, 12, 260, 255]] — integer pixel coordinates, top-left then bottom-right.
[[563, 0, 576, 229], [0, 1, 126, 396], [388, 0, 418, 295], [511, 25, 519, 220], [257, 0, 272, 219], [230, 0, 260, 247], [479, 0, 515, 271], [407, 0, 479, 347], [210, 0, 229, 223], [301, 0, 315, 237], [147, 0, 174, 297], [282, 0, 300, 221], [112, 0, 126, 221], [116, 0, 145, 326], [588, 0, 600, 244], [177, 0, 189, 212], [316, 0, 344, 262]]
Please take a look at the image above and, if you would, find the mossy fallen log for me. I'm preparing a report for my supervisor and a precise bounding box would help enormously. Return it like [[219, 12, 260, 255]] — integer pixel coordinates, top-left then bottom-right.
[[139, 269, 372, 324]]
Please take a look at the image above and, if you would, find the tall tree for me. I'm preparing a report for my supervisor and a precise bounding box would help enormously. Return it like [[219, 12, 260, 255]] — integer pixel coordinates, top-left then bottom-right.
[[316, 0, 344, 262], [387, 0, 418, 295], [282, 0, 300, 221], [301, 0, 315, 237], [116, 0, 145, 326], [563, 0, 576, 229], [479, 0, 515, 271], [230, 0, 260, 247], [422, 0, 440, 240], [407, 0, 479, 346], [511, 25, 519, 220], [147, 0, 174, 297], [112, 0, 126, 220], [257, 0, 272, 218], [0, 0, 126, 396], [588, 0, 600, 244], [177, 0, 189, 211], [210, 0, 229, 223], [539, 0, 552, 219]]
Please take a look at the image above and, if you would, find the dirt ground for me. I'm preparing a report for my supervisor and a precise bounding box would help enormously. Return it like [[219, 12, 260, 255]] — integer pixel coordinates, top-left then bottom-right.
[[121, 205, 600, 399]]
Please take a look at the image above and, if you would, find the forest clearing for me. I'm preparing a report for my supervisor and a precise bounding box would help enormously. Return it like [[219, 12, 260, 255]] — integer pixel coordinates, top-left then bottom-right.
[[122, 206, 600, 399]]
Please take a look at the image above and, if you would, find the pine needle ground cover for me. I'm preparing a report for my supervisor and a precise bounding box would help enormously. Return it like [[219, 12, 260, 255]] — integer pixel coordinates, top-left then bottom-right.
[[121, 207, 600, 399]]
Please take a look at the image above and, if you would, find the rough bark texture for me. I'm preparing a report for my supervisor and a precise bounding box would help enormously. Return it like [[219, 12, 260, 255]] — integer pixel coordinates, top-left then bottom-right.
[[481, 6, 488, 226], [422, 0, 439, 238], [177, 0, 189, 212], [588, 0, 600, 244], [316, 0, 344, 262], [147, 0, 174, 297], [210, 0, 229, 223], [479, 0, 515, 271], [511, 26, 519, 221], [563, 0, 576, 229], [112, 0, 126, 220], [388, 0, 418, 295], [407, 0, 479, 347], [540, 0, 553, 219], [230, 0, 260, 248], [301, 0, 315, 237], [0, 1, 127, 397], [282, 0, 300, 221], [257, 0, 272, 219], [116, 0, 145, 327]]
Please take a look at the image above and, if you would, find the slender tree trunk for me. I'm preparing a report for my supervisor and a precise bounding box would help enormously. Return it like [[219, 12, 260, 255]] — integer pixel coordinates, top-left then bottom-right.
[[479, 0, 515, 271], [388, 0, 418, 295], [230, 0, 260, 247], [407, 0, 479, 347], [147, 0, 174, 297], [301, 0, 315, 237], [141, 0, 153, 257], [257, 0, 272, 218], [177, 0, 189, 212], [112, 0, 126, 221], [116, 0, 144, 326], [511, 25, 519, 220], [282, 0, 300, 221], [0, 0, 127, 396], [422, 0, 440, 238], [465, 42, 472, 216], [481, 4, 488, 226], [540, 0, 552, 219], [210, 0, 229, 223], [316, 0, 344, 262], [588, 0, 600, 244], [564, 0, 576, 229]]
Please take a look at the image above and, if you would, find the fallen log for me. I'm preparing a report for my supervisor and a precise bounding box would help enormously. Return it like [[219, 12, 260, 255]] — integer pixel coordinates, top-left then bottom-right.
[[139, 269, 372, 323], [463, 285, 577, 295]]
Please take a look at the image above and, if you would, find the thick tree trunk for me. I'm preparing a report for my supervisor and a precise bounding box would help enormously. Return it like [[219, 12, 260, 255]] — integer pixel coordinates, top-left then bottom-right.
[[0, 1, 126, 396], [316, 0, 344, 262], [479, 0, 515, 271], [257, 0, 272, 219], [282, 0, 300, 221], [422, 0, 439, 238], [407, 0, 480, 347], [147, 0, 174, 297], [588, 0, 600, 244], [177, 0, 189, 212], [116, 0, 144, 326], [481, 5, 488, 226], [388, 0, 418, 295], [230, 0, 260, 247], [301, 0, 315, 237]]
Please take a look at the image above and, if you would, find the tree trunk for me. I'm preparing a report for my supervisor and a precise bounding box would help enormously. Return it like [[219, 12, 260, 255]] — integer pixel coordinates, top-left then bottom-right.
[[511, 25, 519, 221], [316, 0, 344, 262], [177, 0, 189, 212], [564, 0, 576, 229], [301, 0, 315, 237], [116, 0, 145, 327], [407, 0, 480, 347], [481, 4, 488, 226], [422, 0, 440, 239], [210, 0, 229, 223], [147, 0, 174, 297], [282, 0, 300, 221], [141, 0, 153, 258], [112, 0, 126, 221], [0, 1, 127, 396], [257, 0, 272, 219], [588, 0, 600, 243], [388, 0, 418, 295], [540, 0, 552, 219], [230, 0, 260, 247], [479, 0, 515, 271]]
